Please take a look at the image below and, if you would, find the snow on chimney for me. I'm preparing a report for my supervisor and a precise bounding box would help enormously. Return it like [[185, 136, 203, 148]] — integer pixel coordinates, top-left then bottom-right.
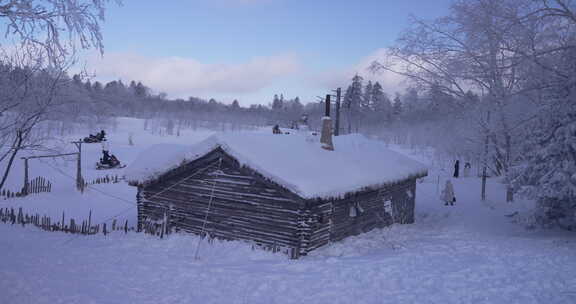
[[320, 94, 334, 151]]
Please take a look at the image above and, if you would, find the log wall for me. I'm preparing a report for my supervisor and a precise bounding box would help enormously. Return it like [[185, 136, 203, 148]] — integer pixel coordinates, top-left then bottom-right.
[[136, 147, 419, 258], [307, 179, 416, 248], [137, 149, 305, 255]]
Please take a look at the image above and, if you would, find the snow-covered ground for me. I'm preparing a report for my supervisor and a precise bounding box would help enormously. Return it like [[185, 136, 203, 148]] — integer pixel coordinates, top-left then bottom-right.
[[1, 118, 575, 304], [0, 117, 216, 225]]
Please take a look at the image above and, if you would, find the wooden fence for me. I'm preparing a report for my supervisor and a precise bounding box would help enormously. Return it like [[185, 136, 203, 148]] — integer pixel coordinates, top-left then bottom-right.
[[1, 189, 25, 199], [1, 207, 290, 256], [84, 175, 121, 187], [1, 176, 52, 199], [0, 207, 133, 236], [28, 176, 52, 194]]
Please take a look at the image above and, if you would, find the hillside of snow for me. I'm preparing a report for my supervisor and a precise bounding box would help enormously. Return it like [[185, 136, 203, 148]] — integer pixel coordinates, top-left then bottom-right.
[[0, 118, 575, 304]]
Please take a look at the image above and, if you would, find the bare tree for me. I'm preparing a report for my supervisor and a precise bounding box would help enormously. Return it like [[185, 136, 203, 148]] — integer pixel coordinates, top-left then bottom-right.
[[0, 0, 120, 64], [371, 0, 544, 200], [0, 0, 119, 190], [0, 52, 75, 190]]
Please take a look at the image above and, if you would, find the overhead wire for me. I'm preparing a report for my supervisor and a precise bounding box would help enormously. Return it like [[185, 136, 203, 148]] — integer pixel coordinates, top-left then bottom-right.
[[47, 157, 223, 245]]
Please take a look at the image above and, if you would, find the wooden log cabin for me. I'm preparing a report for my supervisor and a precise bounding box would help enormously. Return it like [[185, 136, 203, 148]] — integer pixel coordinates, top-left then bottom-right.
[[127, 133, 427, 259]]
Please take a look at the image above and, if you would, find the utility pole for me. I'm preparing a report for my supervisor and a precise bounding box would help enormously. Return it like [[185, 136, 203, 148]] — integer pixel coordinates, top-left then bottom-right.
[[320, 94, 334, 151], [481, 110, 491, 201], [325, 94, 331, 117], [334, 88, 341, 136], [72, 141, 84, 192]]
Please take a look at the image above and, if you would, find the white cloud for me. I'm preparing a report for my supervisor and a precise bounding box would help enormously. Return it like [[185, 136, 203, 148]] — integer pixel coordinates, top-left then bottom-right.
[[307, 48, 408, 95], [85, 52, 300, 98]]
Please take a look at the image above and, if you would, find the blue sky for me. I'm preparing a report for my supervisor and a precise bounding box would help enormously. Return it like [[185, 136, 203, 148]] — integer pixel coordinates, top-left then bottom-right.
[[87, 0, 453, 105]]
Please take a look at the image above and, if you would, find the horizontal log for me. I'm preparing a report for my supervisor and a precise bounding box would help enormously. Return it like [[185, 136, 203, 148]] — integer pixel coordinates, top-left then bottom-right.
[[169, 211, 299, 234], [163, 205, 299, 226], [144, 180, 300, 209], [173, 181, 296, 203], [173, 217, 298, 240], [174, 221, 299, 247], [141, 192, 300, 219], [139, 202, 301, 232]]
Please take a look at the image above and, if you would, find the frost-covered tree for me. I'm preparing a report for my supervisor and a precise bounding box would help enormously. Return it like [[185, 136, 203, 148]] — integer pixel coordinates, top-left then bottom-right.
[[511, 0, 576, 229], [516, 105, 576, 230], [0, 0, 120, 64]]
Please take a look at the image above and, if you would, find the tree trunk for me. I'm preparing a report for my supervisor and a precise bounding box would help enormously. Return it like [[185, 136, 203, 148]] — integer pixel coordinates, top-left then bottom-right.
[[0, 130, 24, 191]]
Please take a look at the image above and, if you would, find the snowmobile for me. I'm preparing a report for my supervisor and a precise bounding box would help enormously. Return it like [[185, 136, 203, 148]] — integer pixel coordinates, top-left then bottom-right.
[[82, 130, 107, 143], [83, 135, 105, 143], [96, 152, 125, 170]]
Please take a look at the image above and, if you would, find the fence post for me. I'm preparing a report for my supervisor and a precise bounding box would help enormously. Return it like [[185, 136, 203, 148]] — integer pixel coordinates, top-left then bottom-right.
[[22, 158, 29, 196], [88, 210, 92, 234]]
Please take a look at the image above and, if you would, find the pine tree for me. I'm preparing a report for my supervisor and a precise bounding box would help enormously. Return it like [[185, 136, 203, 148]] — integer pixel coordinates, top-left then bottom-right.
[[84, 80, 92, 92], [344, 74, 364, 132], [426, 83, 454, 119], [291, 97, 303, 113], [363, 80, 373, 110], [72, 74, 82, 86], [372, 82, 392, 121], [134, 82, 148, 98], [403, 88, 420, 120], [462, 90, 480, 107], [272, 94, 283, 111], [231, 99, 240, 110], [346, 75, 363, 110], [92, 81, 103, 93], [393, 93, 403, 117]]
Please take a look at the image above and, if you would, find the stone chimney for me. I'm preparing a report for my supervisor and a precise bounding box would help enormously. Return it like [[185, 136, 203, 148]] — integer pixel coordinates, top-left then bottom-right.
[[320, 94, 334, 151]]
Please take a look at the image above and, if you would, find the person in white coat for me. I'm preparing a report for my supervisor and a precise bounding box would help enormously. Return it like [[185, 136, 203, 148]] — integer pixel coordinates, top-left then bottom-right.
[[441, 180, 456, 206], [463, 162, 471, 177]]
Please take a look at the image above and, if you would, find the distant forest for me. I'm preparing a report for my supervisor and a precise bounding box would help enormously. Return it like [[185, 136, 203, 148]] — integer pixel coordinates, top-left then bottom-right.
[[0, 63, 486, 165], [57, 73, 482, 159]]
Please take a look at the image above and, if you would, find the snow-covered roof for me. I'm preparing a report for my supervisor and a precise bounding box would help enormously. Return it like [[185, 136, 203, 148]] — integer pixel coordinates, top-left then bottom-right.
[[125, 132, 428, 199]]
